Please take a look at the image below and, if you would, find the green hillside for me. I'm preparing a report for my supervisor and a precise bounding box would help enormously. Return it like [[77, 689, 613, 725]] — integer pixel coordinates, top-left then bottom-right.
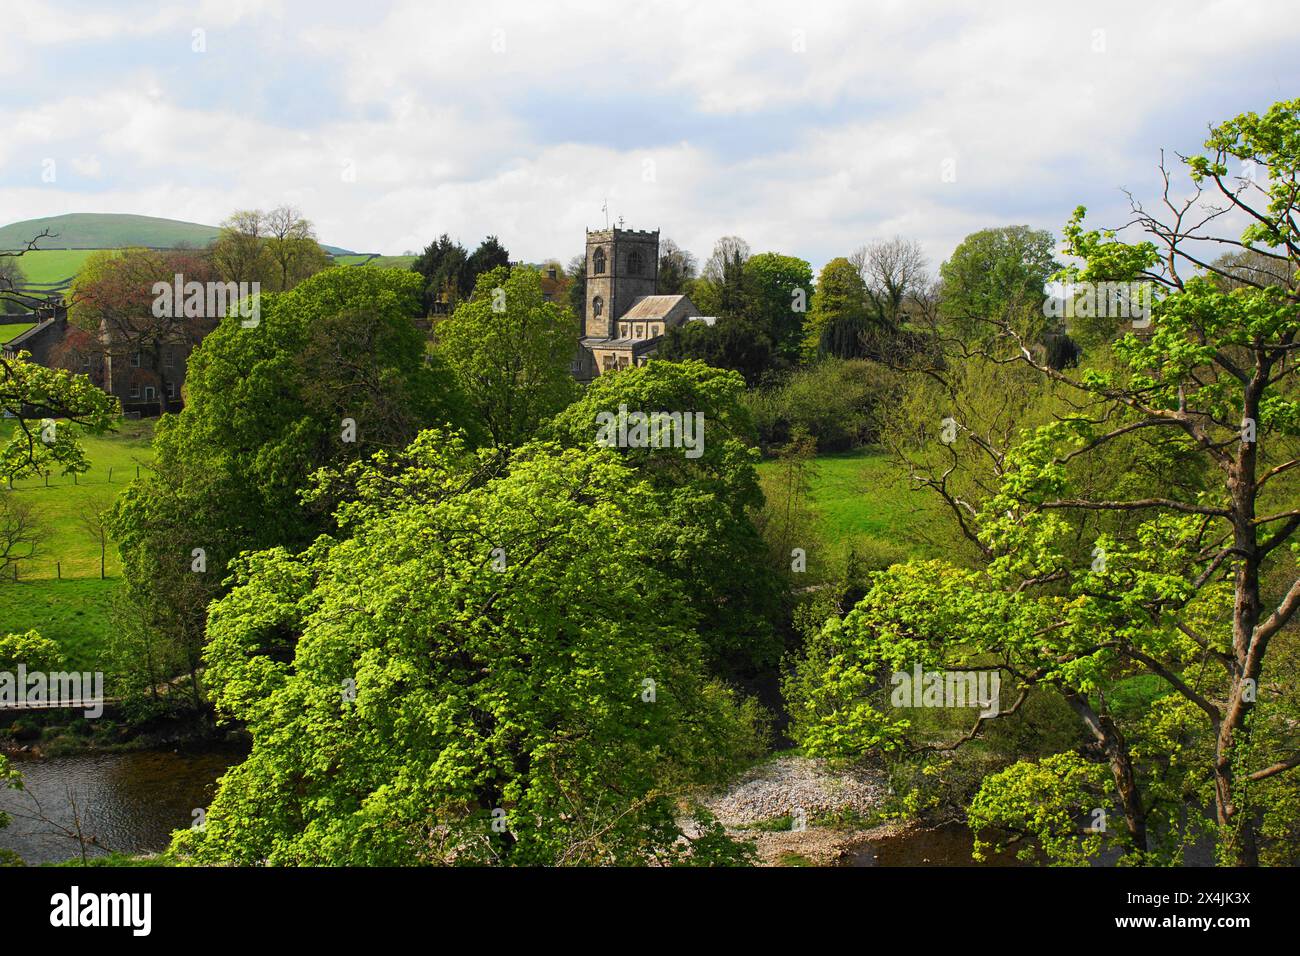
[[0, 212, 355, 255], [333, 253, 416, 269], [0, 213, 222, 251], [12, 249, 96, 287], [16, 247, 395, 294]]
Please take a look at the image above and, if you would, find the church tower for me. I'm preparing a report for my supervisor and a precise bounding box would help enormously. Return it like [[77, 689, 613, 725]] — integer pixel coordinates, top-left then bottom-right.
[[584, 227, 659, 339]]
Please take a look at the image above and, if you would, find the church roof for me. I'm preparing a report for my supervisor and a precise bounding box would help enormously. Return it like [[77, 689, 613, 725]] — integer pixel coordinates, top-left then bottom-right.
[[619, 294, 692, 321]]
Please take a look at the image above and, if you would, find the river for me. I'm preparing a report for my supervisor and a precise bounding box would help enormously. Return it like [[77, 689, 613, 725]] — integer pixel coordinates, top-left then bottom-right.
[[3, 749, 1186, 866], [0, 747, 243, 865]]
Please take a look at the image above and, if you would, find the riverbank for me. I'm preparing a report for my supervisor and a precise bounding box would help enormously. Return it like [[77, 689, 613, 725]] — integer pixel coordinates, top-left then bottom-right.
[[693, 754, 1028, 866], [695, 753, 902, 865], [1, 706, 239, 759]]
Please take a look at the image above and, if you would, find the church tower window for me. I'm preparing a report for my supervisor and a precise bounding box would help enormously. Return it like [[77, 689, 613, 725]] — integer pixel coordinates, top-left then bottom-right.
[[593, 296, 604, 317], [593, 248, 607, 274], [627, 250, 644, 275]]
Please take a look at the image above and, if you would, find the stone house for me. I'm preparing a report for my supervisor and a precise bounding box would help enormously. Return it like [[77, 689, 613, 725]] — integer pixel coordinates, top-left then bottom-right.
[[1, 296, 211, 417], [575, 226, 704, 380]]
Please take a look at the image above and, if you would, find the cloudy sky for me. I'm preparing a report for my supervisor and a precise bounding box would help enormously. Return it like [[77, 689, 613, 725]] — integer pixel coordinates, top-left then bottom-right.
[[1, 0, 1296, 271]]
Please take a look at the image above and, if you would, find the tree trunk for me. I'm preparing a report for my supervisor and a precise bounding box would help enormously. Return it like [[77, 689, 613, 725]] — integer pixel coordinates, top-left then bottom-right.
[[1064, 690, 1148, 854], [1216, 379, 1264, 864]]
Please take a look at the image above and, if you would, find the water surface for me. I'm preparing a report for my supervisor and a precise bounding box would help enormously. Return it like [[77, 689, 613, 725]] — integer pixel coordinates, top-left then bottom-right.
[[0, 747, 241, 865]]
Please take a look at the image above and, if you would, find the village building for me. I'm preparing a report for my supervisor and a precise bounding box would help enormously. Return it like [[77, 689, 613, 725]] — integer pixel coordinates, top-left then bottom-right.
[[575, 226, 706, 380], [1, 295, 208, 418]]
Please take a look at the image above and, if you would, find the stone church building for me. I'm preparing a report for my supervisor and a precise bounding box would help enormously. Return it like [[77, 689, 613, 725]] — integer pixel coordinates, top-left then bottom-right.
[[575, 226, 703, 380]]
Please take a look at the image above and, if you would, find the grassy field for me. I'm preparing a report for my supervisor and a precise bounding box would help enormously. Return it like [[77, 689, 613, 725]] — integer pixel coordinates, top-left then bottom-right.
[[0, 420, 154, 668], [0, 578, 117, 672], [11, 249, 96, 288], [0, 323, 36, 343], [2, 420, 155, 579], [368, 255, 416, 269], [758, 447, 944, 569], [333, 254, 416, 269]]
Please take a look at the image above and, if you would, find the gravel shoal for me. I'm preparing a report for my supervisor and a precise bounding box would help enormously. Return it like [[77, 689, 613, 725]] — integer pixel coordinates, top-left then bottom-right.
[[703, 754, 889, 826]]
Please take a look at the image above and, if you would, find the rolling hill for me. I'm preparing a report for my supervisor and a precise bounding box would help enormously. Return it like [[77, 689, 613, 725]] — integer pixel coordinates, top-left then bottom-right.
[[1, 213, 364, 293], [0, 213, 356, 256]]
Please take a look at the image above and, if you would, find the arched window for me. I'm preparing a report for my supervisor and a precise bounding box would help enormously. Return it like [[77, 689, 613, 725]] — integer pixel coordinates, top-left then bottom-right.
[[627, 250, 644, 275], [593, 296, 604, 317], [593, 248, 607, 274]]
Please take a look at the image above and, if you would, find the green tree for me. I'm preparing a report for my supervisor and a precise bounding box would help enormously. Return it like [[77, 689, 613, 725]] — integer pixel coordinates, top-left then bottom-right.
[[565, 253, 586, 325], [939, 226, 1059, 342], [0, 629, 63, 671], [210, 207, 326, 292], [938, 225, 1077, 367], [110, 266, 466, 704], [804, 257, 869, 359], [0, 356, 118, 480], [434, 266, 578, 452], [787, 99, 1300, 866], [742, 252, 814, 360], [171, 434, 763, 865], [210, 210, 275, 287], [543, 359, 784, 673], [657, 315, 776, 385], [0, 242, 117, 477], [465, 235, 510, 285], [412, 233, 465, 314], [263, 206, 329, 292], [412, 235, 511, 316]]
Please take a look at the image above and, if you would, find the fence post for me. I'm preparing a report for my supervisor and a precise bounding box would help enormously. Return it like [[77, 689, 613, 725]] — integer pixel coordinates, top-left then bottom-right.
[[57, 561, 61, 580], [109, 466, 113, 483]]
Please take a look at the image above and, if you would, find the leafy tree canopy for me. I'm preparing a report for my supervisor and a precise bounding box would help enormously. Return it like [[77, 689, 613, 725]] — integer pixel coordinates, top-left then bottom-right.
[[543, 359, 783, 672], [171, 434, 764, 865], [434, 265, 578, 452]]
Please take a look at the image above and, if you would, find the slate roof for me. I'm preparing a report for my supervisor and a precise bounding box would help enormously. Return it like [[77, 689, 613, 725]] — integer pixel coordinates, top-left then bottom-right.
[[619, 294, 689, 321]]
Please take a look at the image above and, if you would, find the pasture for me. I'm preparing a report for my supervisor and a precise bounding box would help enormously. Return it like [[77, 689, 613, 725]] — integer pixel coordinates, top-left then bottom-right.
[[757, 446, 944, 570], [1, 419, 155, 580], [11, 249, 96, 289], [0, 323, 36, 344]]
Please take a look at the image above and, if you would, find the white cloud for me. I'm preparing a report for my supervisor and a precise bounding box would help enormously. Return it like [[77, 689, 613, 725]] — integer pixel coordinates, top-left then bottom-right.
[[69, 155, 103, 178], [1, 0, 1296, 268]]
